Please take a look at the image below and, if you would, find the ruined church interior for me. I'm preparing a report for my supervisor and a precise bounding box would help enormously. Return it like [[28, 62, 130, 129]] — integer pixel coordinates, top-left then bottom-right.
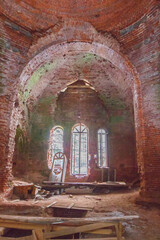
[[0, 0, 160, 239]]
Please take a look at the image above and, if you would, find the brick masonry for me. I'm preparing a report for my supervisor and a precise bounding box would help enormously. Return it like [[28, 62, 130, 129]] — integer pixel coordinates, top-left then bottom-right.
[[0, 1, 159, 202], [13, 80, 137, 183], [115, 5, 160, 199]]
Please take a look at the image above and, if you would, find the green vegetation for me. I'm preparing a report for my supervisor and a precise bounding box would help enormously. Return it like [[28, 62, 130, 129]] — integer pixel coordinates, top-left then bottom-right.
[[22, 60, 59, 101], [99, 94, 126, 110], [109, 115, 124, 124], [76, 53, 100, 66], [30, 95, 57, 144], [0, 38, 5, 94], [15, 126, 27, 153]]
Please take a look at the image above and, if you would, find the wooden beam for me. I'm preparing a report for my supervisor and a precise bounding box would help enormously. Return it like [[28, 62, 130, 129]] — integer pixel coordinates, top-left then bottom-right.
[[0, 236, 33, 240], [32, 229, 43, 240], [0, 227, 8, 236], [0, 222, 48, 230], [52, 238, 125, 240], [0, 214, 139, 225], [86, 228, 113, 235], [44, 222, 117, 239], [51, 225, 113, 235], [67, 203, 75, 209], [46, 201, 57, 208]]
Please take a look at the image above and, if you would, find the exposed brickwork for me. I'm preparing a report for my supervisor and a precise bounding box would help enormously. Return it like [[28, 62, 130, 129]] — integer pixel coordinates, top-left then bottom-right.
[[0, 1, 159, 203], [0, 16, 32, 191], [0, 0, 155, 31], [115, 5, 160, 199], [13, 81, 137, 183], [19, 26, 134, 107], [53, 82, 137, 183]]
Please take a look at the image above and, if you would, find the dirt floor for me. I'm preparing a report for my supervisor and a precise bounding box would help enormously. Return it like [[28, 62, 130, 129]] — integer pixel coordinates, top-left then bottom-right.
[[0, 188, 160, 240]]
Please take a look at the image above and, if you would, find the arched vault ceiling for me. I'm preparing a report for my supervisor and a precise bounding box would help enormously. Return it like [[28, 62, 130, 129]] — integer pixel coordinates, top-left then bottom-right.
[[19, 52, 133, 107], [0, 0, 155, 31]]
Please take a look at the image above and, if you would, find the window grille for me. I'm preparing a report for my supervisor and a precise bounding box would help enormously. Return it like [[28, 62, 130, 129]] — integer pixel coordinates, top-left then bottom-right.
[[71, 123, 88, 175], [98, 129, 108, 167]]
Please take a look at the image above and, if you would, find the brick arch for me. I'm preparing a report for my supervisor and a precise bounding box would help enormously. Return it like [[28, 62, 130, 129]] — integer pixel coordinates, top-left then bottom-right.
[[2, 40, 144, 192], [23, 55, 132, 107], [20, 41, 134, 100], [18, 40, 143, 181], [21, 41, 133, 83]]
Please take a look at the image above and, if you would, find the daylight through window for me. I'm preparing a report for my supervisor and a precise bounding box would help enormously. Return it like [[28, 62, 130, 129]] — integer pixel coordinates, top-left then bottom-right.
[[71, 123, 88, 175], [52, 127, 64, 161], [98, 129, 108, 167]]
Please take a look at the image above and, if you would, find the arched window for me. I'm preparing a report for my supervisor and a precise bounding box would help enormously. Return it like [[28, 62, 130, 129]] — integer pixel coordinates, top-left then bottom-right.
[[52, 127, 64, 159], [97, 129, 108, 168], [71, 123, 88, 175], [48, 126, 64, 169]]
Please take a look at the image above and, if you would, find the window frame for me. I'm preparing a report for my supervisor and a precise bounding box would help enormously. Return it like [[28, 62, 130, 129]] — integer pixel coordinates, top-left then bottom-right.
[[97, 128, 108, 168], [71, 123, 89, 175], [52, 126, 64, 159], [47, 126, 64, 169]]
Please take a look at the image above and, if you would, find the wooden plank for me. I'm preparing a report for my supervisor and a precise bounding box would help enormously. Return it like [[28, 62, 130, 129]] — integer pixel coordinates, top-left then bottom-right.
[[46, 201, 57, 208], [50, 205, 93, 211], [0, 236, 33, 240], [44, 222, 117, 239], [42, 181, 126, 187], [51, 223, 115, 232], [0, 222, 48, 230], [0, 214, 139, 225], [86, 228, 113, 235], [0, 227, 7, 236], [52, 238, 125, 240], [32, 229, 43, 240], [67, 203, 75, 209], [115, 222, 123, 240]]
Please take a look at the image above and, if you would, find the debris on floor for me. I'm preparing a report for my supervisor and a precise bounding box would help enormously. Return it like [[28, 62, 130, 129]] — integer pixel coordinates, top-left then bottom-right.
[[45, 202, 93, 217], [0, 189, 160, 239], [11, 181, 52, 200]]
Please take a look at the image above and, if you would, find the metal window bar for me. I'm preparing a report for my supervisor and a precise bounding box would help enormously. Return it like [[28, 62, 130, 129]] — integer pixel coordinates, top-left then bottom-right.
[[98, 129, 107, 167], [72, 123, 88, 175], [52, 127, 64, 162]]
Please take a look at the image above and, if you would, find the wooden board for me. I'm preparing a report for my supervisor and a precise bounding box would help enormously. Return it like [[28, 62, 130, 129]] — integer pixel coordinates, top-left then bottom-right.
[[0, 236, 33, 240], [0, 215, 139, 225], [42, 181, 127, 193], [52, 238, 125, 240], [0, 214, 138, 240], [43, 181, 127, 187], [44, 222, 118, 239]]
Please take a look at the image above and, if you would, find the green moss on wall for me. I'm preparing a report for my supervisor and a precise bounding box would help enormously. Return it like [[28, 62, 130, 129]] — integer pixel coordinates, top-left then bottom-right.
[[0, 38, 5, 54], [30, 95, 57, 146], [22, 60, 59, 101], [0, 82, 4, 94], [15, 126, 27, 153], [0, 38, 5, 94], [109, 115, 124, 124], [76, 53, 100, 66], [99, 94, 126, 110], [156, 83, 160, 109]]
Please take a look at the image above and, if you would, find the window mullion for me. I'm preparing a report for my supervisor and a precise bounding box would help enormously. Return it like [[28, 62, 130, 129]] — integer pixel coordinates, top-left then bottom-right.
[[100, 133, 102, 166], [73, 133, 76, 174], [79, 128, 81, 174]]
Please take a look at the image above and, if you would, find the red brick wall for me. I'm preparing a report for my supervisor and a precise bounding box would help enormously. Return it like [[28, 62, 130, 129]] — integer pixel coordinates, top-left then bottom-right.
[[0, 16, 32, 191], [50, 83, 137, 183], [115, 5, 160, 199], [0, 2, 159, 202], [12, 82, 137, 184]]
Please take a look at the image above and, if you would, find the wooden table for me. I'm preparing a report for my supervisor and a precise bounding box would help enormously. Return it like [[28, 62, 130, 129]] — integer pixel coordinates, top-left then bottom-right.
[[42, 181, 127, 193], [0, 214, 139, 240]]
